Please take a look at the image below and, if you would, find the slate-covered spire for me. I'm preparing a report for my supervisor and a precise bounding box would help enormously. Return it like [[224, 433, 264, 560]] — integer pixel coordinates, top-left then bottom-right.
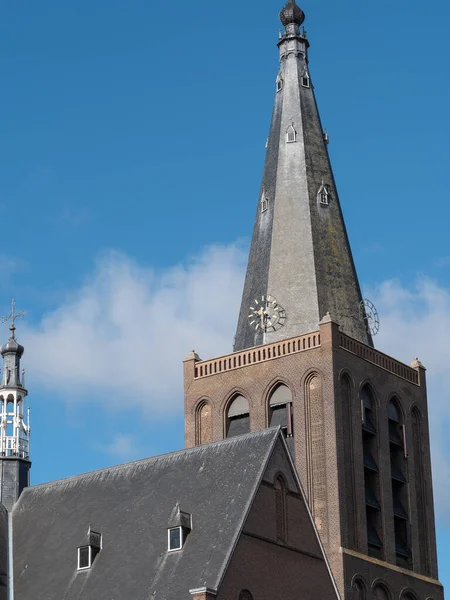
[[234, 2, 372, 351]]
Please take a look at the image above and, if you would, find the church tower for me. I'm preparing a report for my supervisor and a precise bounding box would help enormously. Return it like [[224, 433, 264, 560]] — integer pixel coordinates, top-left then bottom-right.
[[184, 2, 443, 600], [0, 304, 30, 511]]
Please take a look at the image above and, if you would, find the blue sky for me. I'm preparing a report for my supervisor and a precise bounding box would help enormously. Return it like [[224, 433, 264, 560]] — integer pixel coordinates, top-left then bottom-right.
[[2, 0, 450, 587]]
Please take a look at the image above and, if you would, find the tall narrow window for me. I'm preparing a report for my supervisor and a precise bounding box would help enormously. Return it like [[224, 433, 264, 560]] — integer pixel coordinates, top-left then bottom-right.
[[388, 398, 411, 568], [302, 72, 310, 88], [269, 384, 293, 454], [276, 76, 283, 92], [306, 375, 326, 537], [361, 386, 383, 558], [197, 402, 213, 445], [412, 407, 430, 575], [286, 124, 297, 143], [341, 375, 357, 549], [226, 395, 250, 438]]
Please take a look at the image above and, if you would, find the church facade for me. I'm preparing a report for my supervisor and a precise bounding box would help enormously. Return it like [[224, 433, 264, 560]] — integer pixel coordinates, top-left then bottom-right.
[[0, 2, 445, 600]]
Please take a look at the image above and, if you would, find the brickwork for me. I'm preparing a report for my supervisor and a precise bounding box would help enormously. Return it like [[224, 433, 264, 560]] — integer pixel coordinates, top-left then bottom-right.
[[218, 439, 338, 600], [184, 319, 441, 599]]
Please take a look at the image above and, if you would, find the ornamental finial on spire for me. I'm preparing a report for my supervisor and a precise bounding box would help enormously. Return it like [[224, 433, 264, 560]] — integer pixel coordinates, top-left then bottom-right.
[[279, 0, 305, 27], [1, 299, 25, 340]]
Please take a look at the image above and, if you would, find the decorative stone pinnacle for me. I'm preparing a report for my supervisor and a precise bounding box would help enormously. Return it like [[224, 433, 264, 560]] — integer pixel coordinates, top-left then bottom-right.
[[279, 0, 305, 27]]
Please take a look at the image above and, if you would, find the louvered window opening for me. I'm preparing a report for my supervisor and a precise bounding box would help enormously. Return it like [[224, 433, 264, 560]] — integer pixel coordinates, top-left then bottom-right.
[[361, 387, 383, 558], [388, 399, 411, 568], [226, 395, 250, 439]]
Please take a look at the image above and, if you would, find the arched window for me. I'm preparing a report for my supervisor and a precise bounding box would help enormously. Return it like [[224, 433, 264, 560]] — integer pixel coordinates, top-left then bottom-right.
[[373, 583, 391, 600], [276, 76, 283, 92], [341, 375, 357, 549], [286, 124, 297, 143], [226, 395, 250, 438], [352, 577, 366, 600], [269, 385, 293, 435], [361, 385, 383, 558], [275, 475, 287, 543], [197, 402, 213, 445], [239, 591, 253, 600], [302, 72, 310, 88], [306, 375, 326, 534], [6, 397, 14, 438], [388, 397, 410, 567]]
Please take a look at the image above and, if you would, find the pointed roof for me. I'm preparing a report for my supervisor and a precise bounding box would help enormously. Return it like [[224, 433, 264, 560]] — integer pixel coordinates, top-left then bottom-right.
[[234, 5, 372, 351]]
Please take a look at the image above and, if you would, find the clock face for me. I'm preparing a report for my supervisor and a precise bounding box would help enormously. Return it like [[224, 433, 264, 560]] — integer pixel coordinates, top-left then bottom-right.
[[248, 295, 286, 332], [360, 299, 380, 336]]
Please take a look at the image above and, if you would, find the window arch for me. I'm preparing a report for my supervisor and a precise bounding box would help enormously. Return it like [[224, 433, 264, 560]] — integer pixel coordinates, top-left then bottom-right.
[[388, 397, 410, 567], [196, 401, 213, 445], [274, 475, 287, 543], [341, 375, 357, 549], [286, 123, 297, 143], [269, 384, 293, 438], [352, 577, 366, 600], [360, 385, 383, 558], [306, 374, 326, 534], [226, 395, 250, 438], [372, 583, 391, 600]]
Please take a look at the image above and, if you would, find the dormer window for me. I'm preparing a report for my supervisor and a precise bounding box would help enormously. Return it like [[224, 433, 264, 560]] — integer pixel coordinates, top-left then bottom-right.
[[286, 124, 297, 143], [167, 506, 192, 552], [77, 529, 102, 570], [317, 182, 330, 206], [261, 194, 269, 212], [302, 72, 310, 88], [276, 77, 283, 92], [168, 526, 184, 551]]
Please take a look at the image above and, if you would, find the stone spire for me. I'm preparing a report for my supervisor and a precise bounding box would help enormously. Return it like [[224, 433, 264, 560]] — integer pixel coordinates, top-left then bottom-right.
[[234, 2, 372, 351], [0, 301, 30, 511]]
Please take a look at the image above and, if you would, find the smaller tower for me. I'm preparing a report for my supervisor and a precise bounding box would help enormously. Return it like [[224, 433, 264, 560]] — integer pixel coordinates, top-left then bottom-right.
[[0, 301, 30, 511]]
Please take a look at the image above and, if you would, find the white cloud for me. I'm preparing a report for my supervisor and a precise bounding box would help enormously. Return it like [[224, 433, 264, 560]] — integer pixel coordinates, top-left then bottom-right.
[[98, 434, 141, 461], [20, 244, 450, 521], [22, 244, 246, 416], [372, 277, 450, 523]]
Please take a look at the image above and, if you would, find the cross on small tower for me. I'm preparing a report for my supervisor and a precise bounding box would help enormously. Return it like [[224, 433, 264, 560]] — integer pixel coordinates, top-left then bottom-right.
[[1, 299, 25, 338]]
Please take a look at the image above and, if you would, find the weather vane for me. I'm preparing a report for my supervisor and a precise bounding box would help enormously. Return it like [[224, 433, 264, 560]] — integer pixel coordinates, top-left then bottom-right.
[[1, 299, 25, 336]]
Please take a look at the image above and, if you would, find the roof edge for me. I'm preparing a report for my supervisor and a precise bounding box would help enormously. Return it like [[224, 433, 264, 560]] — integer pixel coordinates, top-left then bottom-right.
[[14, 430, 279, 507]]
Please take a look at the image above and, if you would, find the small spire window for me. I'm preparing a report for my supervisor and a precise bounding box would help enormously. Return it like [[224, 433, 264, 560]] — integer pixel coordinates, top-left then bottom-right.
[[261, 193, 269, 213], [302, 71, 310, 88], [317, 182, 330, 206], [286, 124, 297, 143], [276, 76, 283, 92]]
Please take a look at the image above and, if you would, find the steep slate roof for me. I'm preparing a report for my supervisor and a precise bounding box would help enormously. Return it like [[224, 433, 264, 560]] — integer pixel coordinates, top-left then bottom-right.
[[12, 429, 279, 600]]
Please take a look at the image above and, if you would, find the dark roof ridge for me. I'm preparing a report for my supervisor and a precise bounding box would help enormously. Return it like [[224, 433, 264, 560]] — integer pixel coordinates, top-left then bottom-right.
[[17, 428, 280, 499]]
